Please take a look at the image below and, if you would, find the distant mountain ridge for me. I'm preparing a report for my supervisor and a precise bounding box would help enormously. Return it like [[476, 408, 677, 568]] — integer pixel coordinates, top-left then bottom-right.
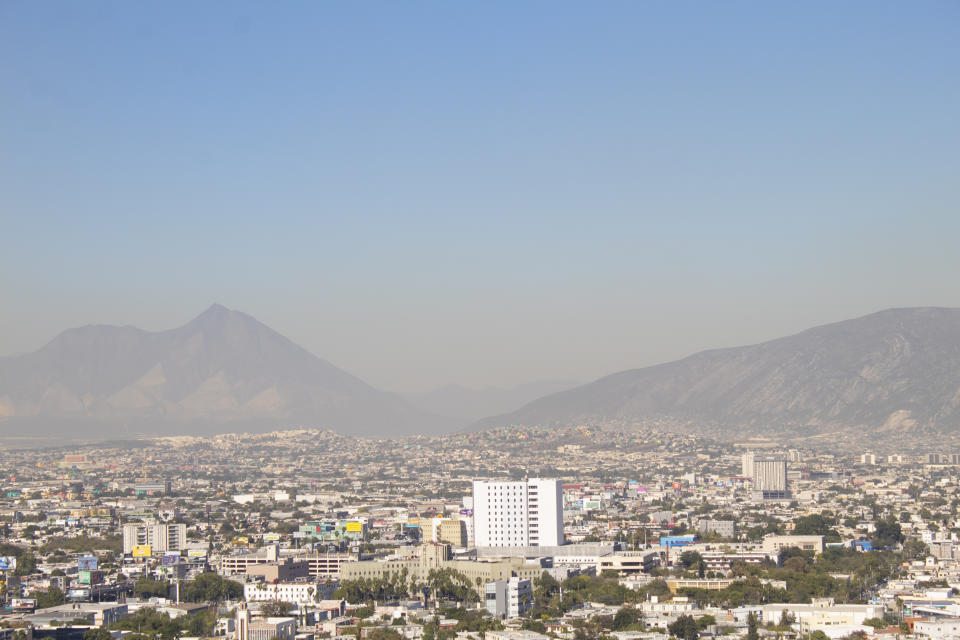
[[0, 305, 450, 438], [473, 307, 960, 438]]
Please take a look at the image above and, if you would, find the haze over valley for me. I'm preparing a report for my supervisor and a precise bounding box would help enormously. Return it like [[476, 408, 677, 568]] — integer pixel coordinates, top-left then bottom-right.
[[3, 305, 960, 445]]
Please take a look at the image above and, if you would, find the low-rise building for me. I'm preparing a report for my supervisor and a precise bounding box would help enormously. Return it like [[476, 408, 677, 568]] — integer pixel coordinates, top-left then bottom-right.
[[485, 577, 532, 619], [762, 535, 825, 555]]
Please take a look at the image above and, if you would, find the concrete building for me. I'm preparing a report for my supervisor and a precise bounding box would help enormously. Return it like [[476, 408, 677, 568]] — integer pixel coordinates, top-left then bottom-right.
[[666, 578, 737, 593], [340, 544, 543, 596], [472, 478, 564, 547], [699, 549, 778, 571], [122, 523, 187, 554], [485, 577, 532, 619], [243, 581, 337, 605], [485, 632, 550, 640], [232, 603, 296, 640], [913, 618, 960, 640], [597, 551, 659, 575], [474, 542, 615, 572], [26, 602, 128, 627], [762, 535, 825, 555], [221, 545, 354, 579], [303, 551, 357, 578], [697, 519, 737, 539], [761, 598, 883, 633], [752, 458, 788, 500], [423, 517, 468, 547], [742, 452, 755, 478], [133, 481, 171, 495], [249, 618, 296, 640], [245, 558, 310, 582]]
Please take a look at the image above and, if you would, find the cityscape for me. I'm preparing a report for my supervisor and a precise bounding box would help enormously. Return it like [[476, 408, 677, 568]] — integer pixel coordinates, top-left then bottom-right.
[[1, 426, 960, 640], [2, 4, 959, 640]]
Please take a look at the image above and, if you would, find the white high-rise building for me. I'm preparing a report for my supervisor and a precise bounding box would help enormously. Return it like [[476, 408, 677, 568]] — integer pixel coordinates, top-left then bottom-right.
[[122, 523, 187, 554], [753, 458, 787, 492], [472, 478, 564, 547], [750, 457, 789, 501]]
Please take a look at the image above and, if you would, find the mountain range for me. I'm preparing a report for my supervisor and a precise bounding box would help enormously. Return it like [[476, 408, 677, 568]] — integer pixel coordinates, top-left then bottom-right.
[[0, 305, 450, 438], [474, 307, 960, 437], [3, 305, 960, 441]]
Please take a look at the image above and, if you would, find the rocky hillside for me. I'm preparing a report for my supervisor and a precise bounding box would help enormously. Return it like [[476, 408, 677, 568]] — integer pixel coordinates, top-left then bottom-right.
[[474, 307, 960, 438]]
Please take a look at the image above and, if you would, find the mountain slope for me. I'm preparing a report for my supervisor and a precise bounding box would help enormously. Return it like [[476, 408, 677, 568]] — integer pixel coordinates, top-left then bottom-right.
[[0, 305, 450, 438], [474, 307, 960, 437]]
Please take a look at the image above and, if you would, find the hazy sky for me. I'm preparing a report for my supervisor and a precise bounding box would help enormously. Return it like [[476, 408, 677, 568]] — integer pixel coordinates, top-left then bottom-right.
[[1, 2, 958, 392]]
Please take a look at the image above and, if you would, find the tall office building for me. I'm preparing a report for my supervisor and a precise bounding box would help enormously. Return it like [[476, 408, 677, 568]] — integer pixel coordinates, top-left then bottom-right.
[[741, 452, 755, 478], [751, 457, 788, 500], [754, 458, 787, 491], [122, 523, 187, 554], [472, 478, 564, 547]]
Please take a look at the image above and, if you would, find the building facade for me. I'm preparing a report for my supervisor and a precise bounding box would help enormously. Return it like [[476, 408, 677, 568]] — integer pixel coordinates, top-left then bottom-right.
[[752, 458, 789, 500], [485, 577, 532, 619], [472, 478, 563, 548], [122, 523, 187, 554]]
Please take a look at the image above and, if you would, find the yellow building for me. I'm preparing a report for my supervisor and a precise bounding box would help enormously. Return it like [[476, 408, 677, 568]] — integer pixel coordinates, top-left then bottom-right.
[[423, 517, 468, 547]]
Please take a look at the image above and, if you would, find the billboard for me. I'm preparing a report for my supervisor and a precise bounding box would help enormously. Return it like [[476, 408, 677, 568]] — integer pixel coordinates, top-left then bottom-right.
[[0, 556, 16, 571], [78, 570, 103, 585], [345, 522, 362, 533], [10, 599, 35, 612], [263, 533, 281, 541], [78, 556, 98, 571], [187, 550, 207, 558], [161, 553, 179, 566], [131, 545, 152, 558]]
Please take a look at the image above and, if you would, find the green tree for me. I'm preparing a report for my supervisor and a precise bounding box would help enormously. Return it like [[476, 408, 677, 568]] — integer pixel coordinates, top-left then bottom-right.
[[366, 629, 402, 640], [777, 610, 795, 629], [747, 613, 759, 640], [133, 577, 170, 598], [36, 587, 65, 608], [668, 614, 698, 640], [679, 551, 703, 569], [793, 515, 840, 541], [522, 620, 547, 634], [260, 601, 294, 617], [180, 572, 243, 602], [13, 553, 36, 577], [611, 606, 642, 630], [872, 517, 904, 549]]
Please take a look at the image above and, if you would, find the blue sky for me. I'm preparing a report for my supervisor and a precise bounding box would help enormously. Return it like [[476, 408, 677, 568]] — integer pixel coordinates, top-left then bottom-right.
[[1, 1, 958, 391]]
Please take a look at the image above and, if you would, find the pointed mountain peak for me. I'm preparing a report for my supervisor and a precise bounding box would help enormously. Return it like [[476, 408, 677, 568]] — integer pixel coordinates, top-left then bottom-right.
[[189, 303, 253, 326], [0, 305, 452, 438], [198, 303, 231, 318], [178, 304, 270, 344]]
